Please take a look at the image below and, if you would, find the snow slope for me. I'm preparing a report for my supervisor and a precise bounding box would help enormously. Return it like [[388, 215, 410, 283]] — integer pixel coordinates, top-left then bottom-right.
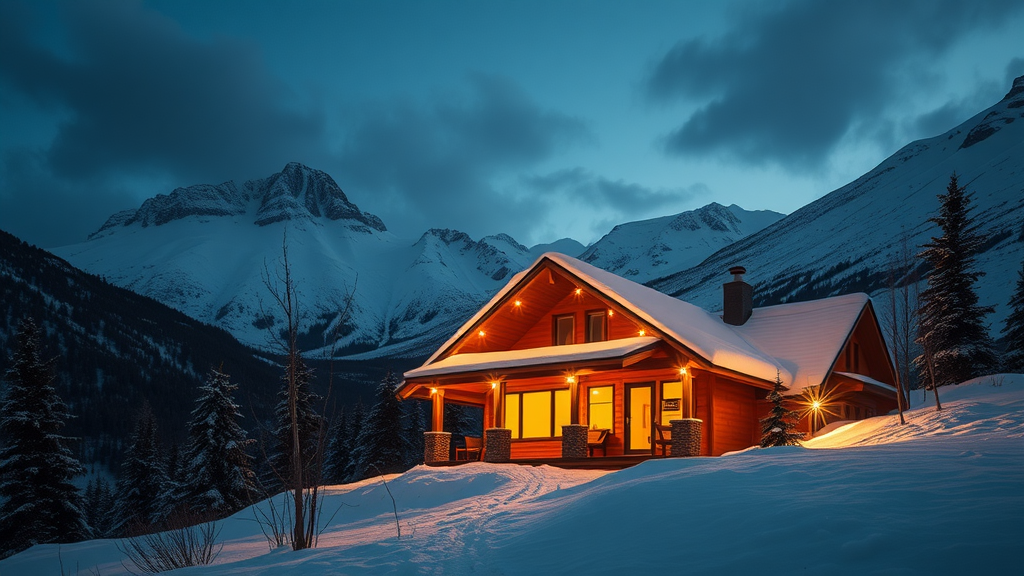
[[5, 375, 1020, 575], [651, 76, 1024, 332], [580, 202, 784, 284], [52, 164, 557, 359]]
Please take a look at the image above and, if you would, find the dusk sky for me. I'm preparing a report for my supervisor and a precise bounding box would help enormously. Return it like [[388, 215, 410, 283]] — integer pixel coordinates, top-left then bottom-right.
[[1, 0, 1021, 249]]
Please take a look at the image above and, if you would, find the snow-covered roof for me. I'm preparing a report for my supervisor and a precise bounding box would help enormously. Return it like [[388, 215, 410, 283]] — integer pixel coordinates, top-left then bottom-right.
[[405, 336, 660, 379], [731, 293, 868, 393], [413, 253, 874, 390], [834, 371, 897, 394]]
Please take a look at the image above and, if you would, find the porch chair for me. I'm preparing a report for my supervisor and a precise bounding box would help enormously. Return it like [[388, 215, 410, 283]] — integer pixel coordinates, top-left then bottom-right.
[[587, 428, 610, 457], [456, 435, 483, 461], [654, 424, 672, 456]]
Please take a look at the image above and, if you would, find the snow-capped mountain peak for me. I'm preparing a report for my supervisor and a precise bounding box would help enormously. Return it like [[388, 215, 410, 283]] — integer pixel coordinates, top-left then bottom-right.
[[90, 162, 385, 239]]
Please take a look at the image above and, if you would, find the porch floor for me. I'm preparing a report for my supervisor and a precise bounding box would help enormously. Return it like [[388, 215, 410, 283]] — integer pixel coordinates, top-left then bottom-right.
[[427, 454, 664, 470]]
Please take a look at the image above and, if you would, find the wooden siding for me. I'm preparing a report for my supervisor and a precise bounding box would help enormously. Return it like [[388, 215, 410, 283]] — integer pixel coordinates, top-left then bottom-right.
[[710, 377, 757, 455], [510, 291, 642, 350]]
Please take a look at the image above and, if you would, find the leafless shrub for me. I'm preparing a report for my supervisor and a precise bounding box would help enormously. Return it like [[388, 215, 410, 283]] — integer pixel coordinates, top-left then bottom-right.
[[115, 511, 222, 574]]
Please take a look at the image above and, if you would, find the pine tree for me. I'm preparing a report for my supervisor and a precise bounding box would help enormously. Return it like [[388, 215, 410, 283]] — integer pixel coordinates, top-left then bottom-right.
[[759, 371, 803, 448], [916, 172, 998, 386], [0, 319, 89, 558], [112, 406, 170, 534], [178, 368, 257, 516], [84, 476, 115, 537], [350, 372, 407, 480], [1001, 259, 1024, 373], [403, 400, 426, 468], [269, 359, 324, 491], [324, 405, 349, 484], [341, 401, 366, 482]]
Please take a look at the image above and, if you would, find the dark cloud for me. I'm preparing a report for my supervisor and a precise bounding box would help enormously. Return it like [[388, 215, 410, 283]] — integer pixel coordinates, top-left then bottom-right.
[[0, 0, 323, 184], [647, 0, 1023, 170], [335, 74, 591, 236], [0, 149, 136, 248], [521, 168, 703, 215]]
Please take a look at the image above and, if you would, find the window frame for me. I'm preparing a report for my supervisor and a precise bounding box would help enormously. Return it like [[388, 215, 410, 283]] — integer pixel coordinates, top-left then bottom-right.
[[552, 313, 576, 346], [587, 384, 615, 433], [585, 309, 608, 343], [504, 389, 571, 439]]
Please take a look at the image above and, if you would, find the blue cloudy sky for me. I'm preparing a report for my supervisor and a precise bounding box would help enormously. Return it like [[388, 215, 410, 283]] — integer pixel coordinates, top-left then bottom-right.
[[1, 0, 1021, 248]]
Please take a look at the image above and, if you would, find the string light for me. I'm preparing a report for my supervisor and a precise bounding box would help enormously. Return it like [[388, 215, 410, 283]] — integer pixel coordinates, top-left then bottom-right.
[[638, 328, 646, 336], [608, 309, 614, 317]]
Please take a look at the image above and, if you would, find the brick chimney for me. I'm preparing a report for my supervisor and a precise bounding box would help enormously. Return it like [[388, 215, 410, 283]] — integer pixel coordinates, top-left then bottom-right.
[[723, 266, 753, 326]]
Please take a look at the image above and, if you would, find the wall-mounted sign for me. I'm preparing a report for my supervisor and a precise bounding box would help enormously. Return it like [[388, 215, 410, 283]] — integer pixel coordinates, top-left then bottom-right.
[[662, 398, 680, 411]]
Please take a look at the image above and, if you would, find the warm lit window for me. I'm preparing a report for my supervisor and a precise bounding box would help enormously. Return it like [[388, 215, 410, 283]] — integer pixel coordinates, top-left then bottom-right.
[[505, 389, 571, 438], [554, 314, 575, 345], [660, 380, 693, 425], [586, 311, 607, 343], [588, 385, 614, 431]]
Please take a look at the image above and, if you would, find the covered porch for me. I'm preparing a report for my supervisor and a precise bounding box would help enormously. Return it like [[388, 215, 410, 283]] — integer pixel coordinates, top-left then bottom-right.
[[399, 337, 737, 464]]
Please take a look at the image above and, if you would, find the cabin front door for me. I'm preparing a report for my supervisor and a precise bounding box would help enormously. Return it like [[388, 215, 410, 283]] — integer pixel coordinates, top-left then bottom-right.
[[625, 383, 653, 454]]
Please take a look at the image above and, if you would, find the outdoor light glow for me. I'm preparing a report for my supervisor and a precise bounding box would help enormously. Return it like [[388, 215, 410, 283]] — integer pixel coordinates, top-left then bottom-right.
[[514, 299, 522, 307], [608, 309, 614, 316], [575, 288, 582, 296], [679, 367, 687, 376], [812, 400, 822, 410], [430, 387, 438, 394], [491, 381, 498, 389], [638, 328, 646, 336], [801, 386, 841, 433], [478, 330, 486, 337], [566, 375, 576, 384]]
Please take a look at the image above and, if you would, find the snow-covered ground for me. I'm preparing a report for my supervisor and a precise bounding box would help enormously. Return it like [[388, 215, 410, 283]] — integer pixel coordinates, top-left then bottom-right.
[[4, 375, 1021, 575]]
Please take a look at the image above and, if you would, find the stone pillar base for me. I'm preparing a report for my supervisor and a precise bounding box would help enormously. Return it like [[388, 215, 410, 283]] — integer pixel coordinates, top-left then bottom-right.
[[670, 418, 702, 457], [561, 424, 589, 459], [424, 431, 451, 464], [484, 428, 512, 462]]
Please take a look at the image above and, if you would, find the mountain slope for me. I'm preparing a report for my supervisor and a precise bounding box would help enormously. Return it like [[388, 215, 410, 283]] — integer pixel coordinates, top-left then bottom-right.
[[0, 229, 280, 467], [650, 75, 1024, 330], [54, 164, 548, 359], [580, 202, 784, 283]]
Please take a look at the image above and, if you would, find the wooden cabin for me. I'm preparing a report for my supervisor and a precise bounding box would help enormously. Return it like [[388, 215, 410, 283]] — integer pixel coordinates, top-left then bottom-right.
[[397, 253, 899, 461]]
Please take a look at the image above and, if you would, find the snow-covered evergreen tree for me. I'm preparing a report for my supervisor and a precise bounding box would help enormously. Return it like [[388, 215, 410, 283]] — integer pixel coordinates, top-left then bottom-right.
[[0, 318, 89, 558], [759, 371, 803, 448], [112, 406, 170, 534], [403, 400, 426, 468], [178, 368, 257, 516], [84, 476, 115, 538], [269, 359, 323, 491], [350, 372, 406, 480], [444, 403, 474, 458], [324, 405, 350, 484], [1001, 259, 1024, 373], [916, 172, 998, 387], [341, 401, 366, 482]]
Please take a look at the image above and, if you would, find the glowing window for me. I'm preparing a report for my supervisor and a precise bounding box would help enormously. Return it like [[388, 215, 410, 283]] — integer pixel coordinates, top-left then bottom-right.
[[522, 392, 551, 438], [586, 311, 607, 343], [505, 390, 572, 438], [505, 394, 520, 439], [588, 385, 614, 431], [554, 314, 575, 345]]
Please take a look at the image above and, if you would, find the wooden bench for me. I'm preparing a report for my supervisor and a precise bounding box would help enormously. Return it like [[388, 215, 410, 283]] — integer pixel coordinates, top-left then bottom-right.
[[654, 424, 672, 456], [456, 435, 482, 461], [587, 428, 610, 457]]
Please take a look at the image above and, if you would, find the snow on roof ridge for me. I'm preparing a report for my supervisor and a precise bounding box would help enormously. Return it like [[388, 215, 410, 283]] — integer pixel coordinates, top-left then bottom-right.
[[749, 292, 869, 317], [407, 336, 660, 379]]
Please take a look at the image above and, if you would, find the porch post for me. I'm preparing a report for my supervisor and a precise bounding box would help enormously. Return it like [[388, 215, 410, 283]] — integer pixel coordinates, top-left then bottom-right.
[[431, 388, 445, 432], [568, 377, 580, 425], [424, 388, 450, 463], [496, 382, 506, 428]]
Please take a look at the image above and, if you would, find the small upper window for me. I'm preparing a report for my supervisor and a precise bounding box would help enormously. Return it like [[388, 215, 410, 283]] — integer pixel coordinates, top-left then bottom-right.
[[554, 314, 575, 345], [586, 311, 607, 343]]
